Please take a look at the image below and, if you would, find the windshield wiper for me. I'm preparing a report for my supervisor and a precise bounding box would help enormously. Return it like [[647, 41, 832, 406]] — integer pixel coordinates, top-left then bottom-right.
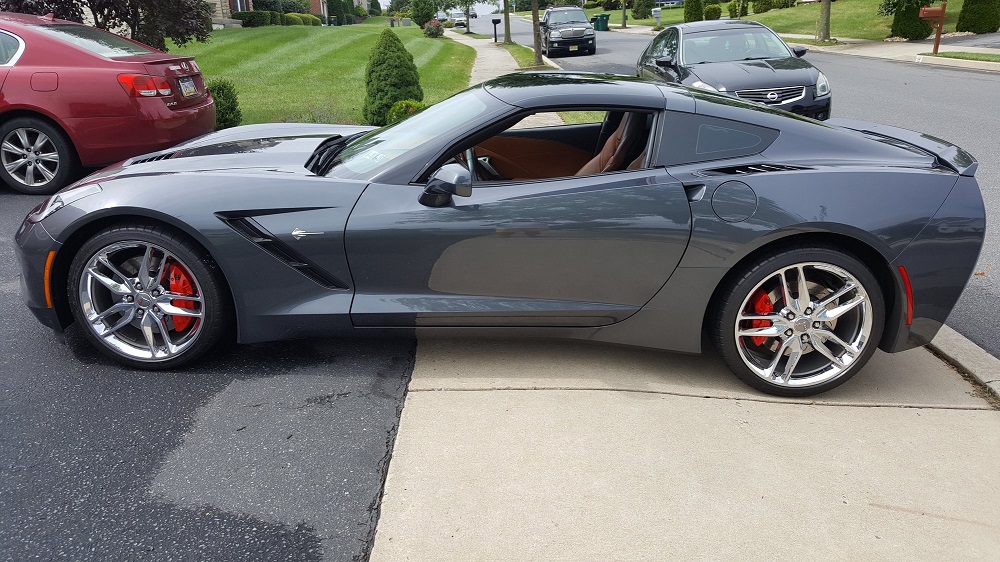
[[304, 133, 361, 176]]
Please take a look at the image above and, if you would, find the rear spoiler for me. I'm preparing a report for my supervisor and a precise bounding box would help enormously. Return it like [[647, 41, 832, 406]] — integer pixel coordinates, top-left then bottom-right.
[[827, 118, 978, 177]]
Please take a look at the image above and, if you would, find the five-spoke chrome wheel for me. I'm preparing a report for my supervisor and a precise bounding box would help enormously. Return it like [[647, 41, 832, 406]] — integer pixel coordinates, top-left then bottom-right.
[[1, 127, 59, 188], [714, 246, 885, 397], [69, 225, 230, 369]]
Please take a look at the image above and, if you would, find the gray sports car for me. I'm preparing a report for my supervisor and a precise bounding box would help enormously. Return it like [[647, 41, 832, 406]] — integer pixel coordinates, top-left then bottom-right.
[[15, 73, 985, 397]]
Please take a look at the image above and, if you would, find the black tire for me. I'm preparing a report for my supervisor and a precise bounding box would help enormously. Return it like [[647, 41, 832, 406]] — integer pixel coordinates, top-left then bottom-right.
[[712, 245, 885, 397], [67, 223, 231, 370], [0, 116, 80, 195], [588, 46, 597, 55]]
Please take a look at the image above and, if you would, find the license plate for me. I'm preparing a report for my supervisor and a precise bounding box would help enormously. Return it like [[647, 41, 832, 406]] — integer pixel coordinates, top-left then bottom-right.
[[569, 45, 578, 51], [178, 76, 197, 97]]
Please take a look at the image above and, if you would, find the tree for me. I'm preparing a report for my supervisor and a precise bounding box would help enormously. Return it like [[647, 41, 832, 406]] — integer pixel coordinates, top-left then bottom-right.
[[956, 0, 1000, 34], [328, 0, 345, 24], [411, 0, 435, 26], [684, 0, 703, 21], [369, 0, 382, 15], [879, 0, 932, 39], [503, 0, 512, 43], [531, 0, 542, 66], [0, 0, 211, 50], [632, 0, 653, 19], [363, 29, 423, 126], [341, 0, 354, 23], [817, 0, 831, 40]]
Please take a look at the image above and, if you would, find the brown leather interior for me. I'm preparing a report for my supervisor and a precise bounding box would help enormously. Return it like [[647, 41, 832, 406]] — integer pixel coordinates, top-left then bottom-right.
[[575, 113, 646, 176], [476, 136, 592, 180], [627, 150, 646, 170]]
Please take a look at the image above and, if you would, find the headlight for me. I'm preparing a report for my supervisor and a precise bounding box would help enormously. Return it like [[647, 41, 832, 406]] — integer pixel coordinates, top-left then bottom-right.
[[816, 72, 830, 97], [548, 30, 562, 39], [27, 183, 102, 223], [584, 28, 595, 35], [691, 81, 719, 92]]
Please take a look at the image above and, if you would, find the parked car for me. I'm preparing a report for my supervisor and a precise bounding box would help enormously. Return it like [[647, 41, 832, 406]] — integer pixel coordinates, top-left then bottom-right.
[[541, 6, 596, 56], [16, 73, 984, 397], [470, 8, 478, 17], [450, 10, 467, 27], [435, 10, 448, 21], [637, 20, 831, 120], [655, 0, 683, 6], [0, 12, 215, 195]]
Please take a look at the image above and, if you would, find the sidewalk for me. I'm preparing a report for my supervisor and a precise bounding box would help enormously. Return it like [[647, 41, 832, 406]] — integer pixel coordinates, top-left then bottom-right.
[[370, 31, 1000, 561]]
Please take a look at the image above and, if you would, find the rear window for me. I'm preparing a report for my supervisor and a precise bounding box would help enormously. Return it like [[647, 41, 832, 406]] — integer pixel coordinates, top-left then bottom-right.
[[31, 24, 156, 57]]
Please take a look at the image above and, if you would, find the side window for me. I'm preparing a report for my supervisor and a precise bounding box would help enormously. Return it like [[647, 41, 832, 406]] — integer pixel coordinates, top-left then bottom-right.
[[663, 29, 679, 61], [0, 32, 21, 65], [658, 112, 778, 166], [445, 109, 653, 184], [647, 32, 670, 60]]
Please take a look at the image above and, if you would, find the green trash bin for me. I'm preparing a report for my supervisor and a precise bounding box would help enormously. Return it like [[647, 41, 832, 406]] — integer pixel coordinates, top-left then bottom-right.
[[596, 13, 610, 31]]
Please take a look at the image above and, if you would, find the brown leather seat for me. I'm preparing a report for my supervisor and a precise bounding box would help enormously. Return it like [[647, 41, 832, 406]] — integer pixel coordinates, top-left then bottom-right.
[[575, 112, 645, 176]]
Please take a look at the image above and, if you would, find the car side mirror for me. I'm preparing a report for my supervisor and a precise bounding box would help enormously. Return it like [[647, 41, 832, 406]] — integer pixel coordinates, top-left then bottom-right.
[[792, 46, 808, 58], [420, 163, 472, 207], [654, 55, 675, 68]]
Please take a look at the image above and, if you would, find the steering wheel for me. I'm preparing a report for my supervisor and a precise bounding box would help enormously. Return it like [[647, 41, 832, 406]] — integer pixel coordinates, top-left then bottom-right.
[[743, 48, 770, 59], [464, 148, 479, 182]]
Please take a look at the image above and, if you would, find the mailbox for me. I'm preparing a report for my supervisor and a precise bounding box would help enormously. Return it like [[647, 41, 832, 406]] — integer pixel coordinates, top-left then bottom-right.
[[918, 2, 947, 54]]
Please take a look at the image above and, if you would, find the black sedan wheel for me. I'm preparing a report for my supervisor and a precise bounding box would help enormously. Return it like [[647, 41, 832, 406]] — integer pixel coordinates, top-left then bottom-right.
[[68, 224, 230, 369], [713, 246, 885, 397], [0, 117, 79, 195]]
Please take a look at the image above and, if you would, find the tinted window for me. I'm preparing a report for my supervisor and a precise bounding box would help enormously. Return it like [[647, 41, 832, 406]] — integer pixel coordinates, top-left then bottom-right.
[[681, 27, 791, 64], [659, 112, 778, 166], [548, 9, 589, 24], [32, 24, 156, 57], [0, 32, 20, 65]]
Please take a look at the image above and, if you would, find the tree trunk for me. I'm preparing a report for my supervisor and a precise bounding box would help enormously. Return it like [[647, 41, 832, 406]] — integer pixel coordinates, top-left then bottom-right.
[[621, 2, 627, 28], [532, 0, 543, 67], [503, 0, 512, 43], [818, 0, 831, 40]]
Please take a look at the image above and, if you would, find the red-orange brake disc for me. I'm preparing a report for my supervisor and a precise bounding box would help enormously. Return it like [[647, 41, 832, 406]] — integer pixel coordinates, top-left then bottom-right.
[[167, 263, 196, 331]]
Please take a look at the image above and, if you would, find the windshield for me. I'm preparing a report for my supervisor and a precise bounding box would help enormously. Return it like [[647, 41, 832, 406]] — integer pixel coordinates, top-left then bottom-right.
[[549, 10, 589, 24], [682, 28, 791, 65], [32, 24, 156, 57], [326, 89, 493, 179], [451, 11, 465, 17]]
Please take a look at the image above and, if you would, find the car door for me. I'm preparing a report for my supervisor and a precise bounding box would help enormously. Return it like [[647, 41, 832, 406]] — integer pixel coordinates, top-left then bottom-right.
[[344, 113, 693, 329]]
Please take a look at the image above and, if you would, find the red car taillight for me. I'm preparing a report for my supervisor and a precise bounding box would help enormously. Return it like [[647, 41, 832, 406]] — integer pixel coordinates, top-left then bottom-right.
[[117, 74, 172, 97]]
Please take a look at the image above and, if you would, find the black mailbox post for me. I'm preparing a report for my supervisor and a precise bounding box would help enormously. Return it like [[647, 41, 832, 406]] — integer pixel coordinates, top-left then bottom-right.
[[492, 17, 501, 42]]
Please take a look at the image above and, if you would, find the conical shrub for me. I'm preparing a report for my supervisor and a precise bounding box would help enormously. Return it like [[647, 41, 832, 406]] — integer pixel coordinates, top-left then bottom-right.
[[363, 29, 424, 126]]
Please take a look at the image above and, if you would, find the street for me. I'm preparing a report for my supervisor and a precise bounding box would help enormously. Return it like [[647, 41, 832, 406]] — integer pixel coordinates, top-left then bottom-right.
[[2, 22, 1000, 560]]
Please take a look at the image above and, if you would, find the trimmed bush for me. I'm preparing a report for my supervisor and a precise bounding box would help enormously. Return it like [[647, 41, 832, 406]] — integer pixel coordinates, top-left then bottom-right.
[[387, 100, 427, 124], [728, 0, 748, 17], [684, 0, 704, 21], [356, 5, 369, 18], [890, 3, 932, 39], [583, 0, 602, 7], [232, 10, 272, 27], [443, 20, 454, 27], [957, 0, 1000, 33], [208, 79, 242, 130], [294, 13, 322, 25], [369, 0, 383, 15], [328, 0, 345, 25], [256, 0, 311, 12], [424, 19, 444, 36], [364, 29, 423, 126], [308, 13, 324, 25], [282, 13, 304, 25], [632, 0, 654, 19], [752, 0, 771, 13], [704, 4, 722, 18]]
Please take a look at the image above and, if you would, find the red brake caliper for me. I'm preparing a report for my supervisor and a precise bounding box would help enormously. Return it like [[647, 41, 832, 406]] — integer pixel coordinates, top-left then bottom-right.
[[167, 263, 196, 332], [750, 290, 774, 347]]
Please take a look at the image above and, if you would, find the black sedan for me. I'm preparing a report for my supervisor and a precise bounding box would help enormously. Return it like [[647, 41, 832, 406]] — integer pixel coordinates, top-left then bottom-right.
[[638, 20, 832, 120], [15, 73, 984, 397]]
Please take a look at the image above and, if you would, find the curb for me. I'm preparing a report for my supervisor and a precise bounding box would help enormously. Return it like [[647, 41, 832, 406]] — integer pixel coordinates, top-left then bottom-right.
[[929, 325, 1000, 400], [781, 40, 1000, 73]]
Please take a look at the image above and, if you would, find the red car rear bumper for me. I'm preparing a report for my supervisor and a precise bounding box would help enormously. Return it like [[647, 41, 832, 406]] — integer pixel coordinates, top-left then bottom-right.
[[64, 94, 216, 167]]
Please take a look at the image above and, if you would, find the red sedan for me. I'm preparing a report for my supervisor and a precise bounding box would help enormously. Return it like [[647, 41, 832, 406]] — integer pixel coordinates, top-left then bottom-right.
[[0, 12, 215, 195]]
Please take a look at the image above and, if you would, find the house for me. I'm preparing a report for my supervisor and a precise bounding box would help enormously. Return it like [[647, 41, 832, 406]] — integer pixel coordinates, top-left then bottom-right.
[[211, 1, 255, 19]]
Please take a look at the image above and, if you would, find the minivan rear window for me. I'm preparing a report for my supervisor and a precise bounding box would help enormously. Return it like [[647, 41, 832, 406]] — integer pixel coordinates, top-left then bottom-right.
[[32, 24, 156, 57]]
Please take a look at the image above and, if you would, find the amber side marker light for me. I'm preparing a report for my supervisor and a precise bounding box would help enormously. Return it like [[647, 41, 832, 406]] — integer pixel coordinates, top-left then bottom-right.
[[897, 265, 913, 326], [43, 250, 56, 309]]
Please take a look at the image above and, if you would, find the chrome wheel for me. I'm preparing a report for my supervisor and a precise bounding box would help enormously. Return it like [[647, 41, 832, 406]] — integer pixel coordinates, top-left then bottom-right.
[[77, 241, 206, 363], [733, 261, 874, 388], [1, 127, 59, 188]]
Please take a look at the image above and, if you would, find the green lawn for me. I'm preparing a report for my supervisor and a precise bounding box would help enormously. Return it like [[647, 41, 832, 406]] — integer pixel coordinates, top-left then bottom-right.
[[921, 51, 1000, 62], [749, 0, 966, 41], [169, 22, 475, 125]]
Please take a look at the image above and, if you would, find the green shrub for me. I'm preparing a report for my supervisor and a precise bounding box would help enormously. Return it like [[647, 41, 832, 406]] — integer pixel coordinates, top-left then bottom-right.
[[684, 0, 704, 21], [308, 13, 324, 25], [369, 0, 383, 15], [601, 0, 622, 10], [411, 0, 435, 26], [704, 4, 722, 18], [342, 0, 355, 24], [890, 3, 932, 38], [268, 11, 280, 24], [232, 10, 272, 27], [583, 0, 602, 7], [957, 0, 1000, 33], [208, 79, 242, 130], [704, 0, 722, 4], [355, 5, 369, 18], [652, 24, 665, 31], [424, 18, 444, 36], [752, 0, 771, 13], [256, 0, 311, 12], [632, 0, 654, 19], [443, 19, 454, 27], [282, 13, 304, 25], [295, 13, 322, 25], [728, 0, 748, 17], [387, 100, 427, 124], [364, 29, 423, 126], [328, 0, 345, 25]]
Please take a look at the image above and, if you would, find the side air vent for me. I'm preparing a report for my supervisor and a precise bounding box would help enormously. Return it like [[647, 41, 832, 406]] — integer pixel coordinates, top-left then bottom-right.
[[702, 163, 810, 176], [218, 216, 349, 290], [127, 152, 175, 165]]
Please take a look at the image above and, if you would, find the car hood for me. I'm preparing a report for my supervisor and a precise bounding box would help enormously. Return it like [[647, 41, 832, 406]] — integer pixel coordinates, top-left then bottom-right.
[[686, 57, 818, 91], [98, 123, 376, 179]]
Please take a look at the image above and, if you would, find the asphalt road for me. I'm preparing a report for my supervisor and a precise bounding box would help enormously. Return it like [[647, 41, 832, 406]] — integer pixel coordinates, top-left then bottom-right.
[[1, 191, 414, 561], [499, 16, 1000, 357]]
